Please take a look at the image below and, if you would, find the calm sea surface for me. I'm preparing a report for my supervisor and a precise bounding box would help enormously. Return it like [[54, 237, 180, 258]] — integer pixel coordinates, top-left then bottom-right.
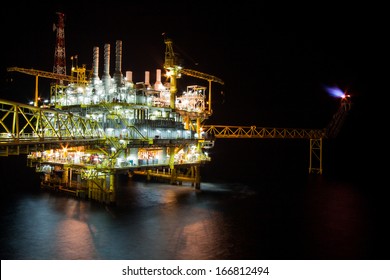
[[0, 137, 387, 260]]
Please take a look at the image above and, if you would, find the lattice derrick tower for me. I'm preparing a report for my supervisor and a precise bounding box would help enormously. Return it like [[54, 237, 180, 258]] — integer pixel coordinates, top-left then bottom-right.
[[53, 12, 66, 85]]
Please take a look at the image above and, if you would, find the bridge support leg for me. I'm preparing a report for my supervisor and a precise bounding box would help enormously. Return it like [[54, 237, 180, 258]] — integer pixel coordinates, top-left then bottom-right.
[[309, 138, 323, 174]]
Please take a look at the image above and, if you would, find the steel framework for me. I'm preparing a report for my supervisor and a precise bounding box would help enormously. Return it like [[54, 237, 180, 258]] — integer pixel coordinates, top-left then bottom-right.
[[0, 98, 105, 155]]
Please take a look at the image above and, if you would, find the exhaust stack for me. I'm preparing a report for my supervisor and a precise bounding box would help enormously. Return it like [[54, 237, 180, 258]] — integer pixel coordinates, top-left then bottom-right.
[[154, 69, 163, 90], [145, 71, 150, 87], [92, 46, 99, 84], [113, 40, 123, 86], [102, 43, 111, 89]]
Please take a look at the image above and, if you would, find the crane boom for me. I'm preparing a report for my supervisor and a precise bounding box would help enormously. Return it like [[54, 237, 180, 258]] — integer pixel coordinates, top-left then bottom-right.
[[7, 66, 87, 107], [7, 67, 76, 82], [180, 68, 224, 85]]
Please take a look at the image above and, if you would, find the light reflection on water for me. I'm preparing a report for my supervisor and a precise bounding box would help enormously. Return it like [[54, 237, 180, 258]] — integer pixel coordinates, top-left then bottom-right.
[[0, 175, 386, 260]]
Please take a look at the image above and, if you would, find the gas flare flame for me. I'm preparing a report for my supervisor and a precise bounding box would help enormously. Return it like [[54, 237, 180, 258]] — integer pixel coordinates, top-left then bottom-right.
[[324, 85, 345, 98]]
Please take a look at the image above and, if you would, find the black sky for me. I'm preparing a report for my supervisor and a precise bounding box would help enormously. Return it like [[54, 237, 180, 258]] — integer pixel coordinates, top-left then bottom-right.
[[0, 1, 383, 177]]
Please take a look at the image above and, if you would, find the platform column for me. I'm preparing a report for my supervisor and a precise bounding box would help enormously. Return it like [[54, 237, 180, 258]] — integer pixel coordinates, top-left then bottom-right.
[[108, 173, 116, 204], [168, 147, 176, 184], [196, 117, 202, 151], [62, 167, 69, 186], [194, 165, 201, 190], [184, 116, 190, 130], [170, 168, 177, 185], [68, 167, 72, 188]]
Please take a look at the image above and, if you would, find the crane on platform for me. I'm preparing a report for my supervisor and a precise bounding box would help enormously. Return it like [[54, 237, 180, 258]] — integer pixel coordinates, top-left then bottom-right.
[[7, 12, 89, 107], [7, 66, 88, 107], [7, 67, 75, 107], [163, 37, 224, 112]]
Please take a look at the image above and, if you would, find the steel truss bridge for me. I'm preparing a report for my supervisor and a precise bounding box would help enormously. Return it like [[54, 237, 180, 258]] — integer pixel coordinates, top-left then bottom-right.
[[201, 125, 325, 139], [201, 125, 326, 174]]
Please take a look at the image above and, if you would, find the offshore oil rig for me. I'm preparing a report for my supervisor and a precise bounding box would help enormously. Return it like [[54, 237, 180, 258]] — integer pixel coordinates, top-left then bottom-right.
[[1, 13, 227, 204], [0, 13, 351, 204]]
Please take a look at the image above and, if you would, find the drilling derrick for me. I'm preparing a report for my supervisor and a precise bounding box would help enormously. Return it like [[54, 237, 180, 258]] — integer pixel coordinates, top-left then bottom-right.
[[53, 12, 66, 85]]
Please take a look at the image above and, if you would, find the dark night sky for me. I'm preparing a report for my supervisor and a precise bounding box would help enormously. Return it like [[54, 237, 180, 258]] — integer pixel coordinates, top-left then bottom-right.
[[0, 1, 383, 179]]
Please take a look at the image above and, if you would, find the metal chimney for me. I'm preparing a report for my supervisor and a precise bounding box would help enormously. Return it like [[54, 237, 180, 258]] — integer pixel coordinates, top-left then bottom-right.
[[154, 69, 163, 90], [113, 40, 123, 85], [126, 71, 133, 82], [145, 71, 150, 87], [102, 43, 111, 88], [92, 46, 99, 84]]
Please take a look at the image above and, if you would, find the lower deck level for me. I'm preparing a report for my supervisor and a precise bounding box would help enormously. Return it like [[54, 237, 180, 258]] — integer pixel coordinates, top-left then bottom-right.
[[35, 160, 203, 204]]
